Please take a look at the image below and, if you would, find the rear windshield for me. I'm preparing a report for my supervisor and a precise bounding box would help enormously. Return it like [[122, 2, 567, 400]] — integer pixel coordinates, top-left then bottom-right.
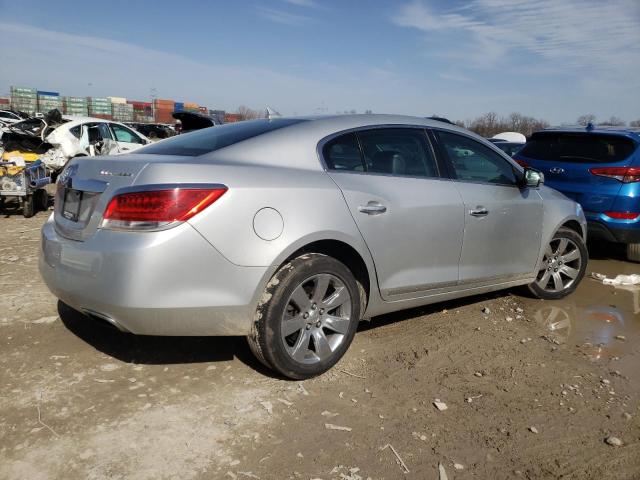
[[136, 118, 307, 156], [519, 132, 636, 163]]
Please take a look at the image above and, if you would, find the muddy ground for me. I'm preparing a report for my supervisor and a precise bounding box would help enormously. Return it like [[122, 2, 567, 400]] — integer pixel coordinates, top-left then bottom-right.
[[0, 206, 638, 480]]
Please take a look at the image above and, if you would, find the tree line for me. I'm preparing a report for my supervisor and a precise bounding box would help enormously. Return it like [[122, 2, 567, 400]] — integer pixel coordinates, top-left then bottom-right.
[[455, 112, 640, 138], [232, 106, 640, 138]]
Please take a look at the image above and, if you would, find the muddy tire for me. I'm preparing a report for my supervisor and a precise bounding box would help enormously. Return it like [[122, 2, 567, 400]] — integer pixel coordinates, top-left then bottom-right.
[[22, 195, 34, 218], [627, 243, 640, 263], [528, 227, 588, 300], [247, 253, 361, 380], [35, 189, 49, 211]]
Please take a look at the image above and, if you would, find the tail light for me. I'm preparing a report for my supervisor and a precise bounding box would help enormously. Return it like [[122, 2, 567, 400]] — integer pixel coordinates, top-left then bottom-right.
[[101, 187, 227, 230], [604, 211, 640, 220], [589, 167, 640, 183]]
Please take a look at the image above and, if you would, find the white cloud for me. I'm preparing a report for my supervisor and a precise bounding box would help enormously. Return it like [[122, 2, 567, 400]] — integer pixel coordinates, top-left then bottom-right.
[[256, 6, 310, 26], [393, 0, 640, 79], [283, 0, 319, 8]]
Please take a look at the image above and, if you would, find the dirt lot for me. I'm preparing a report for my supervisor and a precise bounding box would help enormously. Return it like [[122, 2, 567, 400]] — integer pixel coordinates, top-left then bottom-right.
[[1, 208, 639, 480]]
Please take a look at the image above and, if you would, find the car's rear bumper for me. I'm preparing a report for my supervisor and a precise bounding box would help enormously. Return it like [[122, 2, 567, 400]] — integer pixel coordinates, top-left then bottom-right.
[[39, 215, 271, 335], [586, 217, 640, 244]]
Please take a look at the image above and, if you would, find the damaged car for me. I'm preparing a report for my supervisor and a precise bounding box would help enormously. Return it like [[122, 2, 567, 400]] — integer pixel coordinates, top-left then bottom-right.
[[1, 110, 150, 216]]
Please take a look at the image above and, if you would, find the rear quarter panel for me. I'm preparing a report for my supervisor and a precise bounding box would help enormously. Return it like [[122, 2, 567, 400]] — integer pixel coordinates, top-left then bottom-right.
[[133, 161, 374, 269]]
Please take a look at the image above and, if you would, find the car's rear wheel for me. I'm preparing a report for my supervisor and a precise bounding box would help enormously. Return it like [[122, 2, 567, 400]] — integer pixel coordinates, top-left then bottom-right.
[[627, 243, 640, 263], [528, 227, 587, 300], [248, 253, 361, 380]]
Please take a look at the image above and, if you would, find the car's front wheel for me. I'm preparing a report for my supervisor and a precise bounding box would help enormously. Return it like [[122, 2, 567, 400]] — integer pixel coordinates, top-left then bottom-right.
[[248, 253, 362, 379], [528, 227, 588, 300]]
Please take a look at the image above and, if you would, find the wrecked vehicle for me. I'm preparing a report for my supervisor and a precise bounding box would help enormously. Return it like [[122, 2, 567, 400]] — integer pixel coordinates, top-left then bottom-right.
[[0, 110, 150, 216]]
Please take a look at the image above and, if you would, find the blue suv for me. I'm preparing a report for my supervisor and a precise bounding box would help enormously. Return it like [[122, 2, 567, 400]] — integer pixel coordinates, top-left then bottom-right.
[[514, 125, 640, 262]]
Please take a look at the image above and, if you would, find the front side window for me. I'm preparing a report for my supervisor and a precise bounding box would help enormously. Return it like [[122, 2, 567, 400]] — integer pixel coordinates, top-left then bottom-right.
[[436, 130, 518, 185], [111, 124, 143, 144], [357, 128, 438, 178], [323, 133, 364, 171]]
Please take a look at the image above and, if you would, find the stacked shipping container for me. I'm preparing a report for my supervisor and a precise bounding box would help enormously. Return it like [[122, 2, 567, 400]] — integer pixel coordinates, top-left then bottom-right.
[[154, 99, 175, 124], [7, 86, 228, 124], [111, 98, 134, 122], [10, 86, 38, 115], [37, 91, 63, 113], [62, 96, 89, 116], [128, 100, 154, 123], [87, 97, 113, 119]]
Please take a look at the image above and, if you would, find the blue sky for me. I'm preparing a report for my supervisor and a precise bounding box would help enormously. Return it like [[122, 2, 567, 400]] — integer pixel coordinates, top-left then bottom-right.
[[1, 0, 639, 124]]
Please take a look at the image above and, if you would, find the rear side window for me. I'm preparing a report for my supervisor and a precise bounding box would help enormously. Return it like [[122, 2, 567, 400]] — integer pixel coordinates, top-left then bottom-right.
[[520, 132, 637, 163], [323, 133, 364, 171], [358, 128, 439, 178], [136, 118, 307, 156]]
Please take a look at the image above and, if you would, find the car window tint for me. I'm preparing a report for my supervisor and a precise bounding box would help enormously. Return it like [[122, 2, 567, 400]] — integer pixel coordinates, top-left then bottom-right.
[[323, 133, 364, 171], [357, 128, 438, 178], [137, 118, 308, 156], [97, 123, 113, 140], [436, 131, 517, 185], [69, 125, 81, 139], [519, 132, 636, 163], [111, 124, 143, 144]]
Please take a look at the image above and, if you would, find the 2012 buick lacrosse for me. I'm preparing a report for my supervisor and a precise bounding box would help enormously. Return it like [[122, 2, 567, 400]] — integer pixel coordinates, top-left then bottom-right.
[[40, 115, 588, 379]]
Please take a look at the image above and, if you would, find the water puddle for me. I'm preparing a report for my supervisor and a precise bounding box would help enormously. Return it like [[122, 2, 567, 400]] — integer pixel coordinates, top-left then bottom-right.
[[523, 257, 639, 378]]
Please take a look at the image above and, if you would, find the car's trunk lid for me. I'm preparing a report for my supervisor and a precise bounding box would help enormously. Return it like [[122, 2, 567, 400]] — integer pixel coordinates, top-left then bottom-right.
[[54, 154, 197, 241]]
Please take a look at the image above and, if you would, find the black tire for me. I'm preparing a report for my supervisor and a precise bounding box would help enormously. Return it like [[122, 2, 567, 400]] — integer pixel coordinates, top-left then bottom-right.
[[528, 227, 588, 300], [627, 243, 640, 263], [248, 253, 362, 380], [34, 189, 49, 211], [22, 195, 34, 218]]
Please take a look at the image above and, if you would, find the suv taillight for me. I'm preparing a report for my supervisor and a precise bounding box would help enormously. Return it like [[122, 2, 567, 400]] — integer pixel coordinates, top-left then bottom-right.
[[101, 187, 227, 230], [589, 167, 640, 183]]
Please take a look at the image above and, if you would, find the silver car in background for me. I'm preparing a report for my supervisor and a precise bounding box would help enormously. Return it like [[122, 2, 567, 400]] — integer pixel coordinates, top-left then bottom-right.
[[40, 115, 588, 379]]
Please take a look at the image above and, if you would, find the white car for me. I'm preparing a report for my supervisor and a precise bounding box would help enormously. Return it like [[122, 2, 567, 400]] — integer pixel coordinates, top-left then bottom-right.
[[0, 110, 24, 126], [2, 114, 151, 171]]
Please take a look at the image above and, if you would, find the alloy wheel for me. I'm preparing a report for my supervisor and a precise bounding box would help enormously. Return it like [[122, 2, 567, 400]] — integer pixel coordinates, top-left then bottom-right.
[[535, 237, 583, 293], [281, 274, 352, 364]]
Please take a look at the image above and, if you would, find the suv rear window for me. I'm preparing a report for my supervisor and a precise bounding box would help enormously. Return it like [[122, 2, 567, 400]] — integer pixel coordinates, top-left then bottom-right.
[[519, 132, 637, 163], [136, 118, 307, 156]]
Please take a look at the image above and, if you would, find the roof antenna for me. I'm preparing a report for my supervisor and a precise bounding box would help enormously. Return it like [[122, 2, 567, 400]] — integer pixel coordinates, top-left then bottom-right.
[[586, 122, 594, 132], [265, 107, 281, 120]]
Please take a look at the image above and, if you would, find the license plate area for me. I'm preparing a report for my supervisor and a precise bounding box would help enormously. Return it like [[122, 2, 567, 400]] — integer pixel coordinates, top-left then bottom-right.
[[62, 188, 83, 222]]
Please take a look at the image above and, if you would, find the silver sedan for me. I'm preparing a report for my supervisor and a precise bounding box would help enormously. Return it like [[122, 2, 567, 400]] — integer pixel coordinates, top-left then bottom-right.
[[40, 115, 588, 379]]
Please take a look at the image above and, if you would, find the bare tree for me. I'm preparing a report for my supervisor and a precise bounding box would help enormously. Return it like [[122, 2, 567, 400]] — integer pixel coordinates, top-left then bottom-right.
[[576, 114, 596, 126], [460, 112, 549, 138], [236, 105, 261, 121], [598, 116, 625, 126], [630, 119, 640, 128]]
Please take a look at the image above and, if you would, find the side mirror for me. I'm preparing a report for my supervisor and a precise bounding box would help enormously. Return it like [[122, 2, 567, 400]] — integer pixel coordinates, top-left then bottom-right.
[[523, 167, 544, 188]]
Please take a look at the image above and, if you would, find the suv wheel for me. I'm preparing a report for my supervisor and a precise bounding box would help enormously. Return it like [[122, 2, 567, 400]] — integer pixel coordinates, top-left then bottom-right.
[[528, 227, 588, 300], [627, 243, 640, 263], [248, 253, 361, 379]]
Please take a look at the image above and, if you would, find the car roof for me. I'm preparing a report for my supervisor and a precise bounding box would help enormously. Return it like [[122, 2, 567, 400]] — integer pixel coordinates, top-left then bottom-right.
[[200, 114, 515, 171], [539, 125, 640, 140], [280, 114, 475, 137]]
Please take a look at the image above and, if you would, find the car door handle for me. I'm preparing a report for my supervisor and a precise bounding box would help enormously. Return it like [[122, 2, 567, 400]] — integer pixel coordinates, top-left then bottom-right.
[[469, 206, 489, 217], [358, 202, 387, 215]]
